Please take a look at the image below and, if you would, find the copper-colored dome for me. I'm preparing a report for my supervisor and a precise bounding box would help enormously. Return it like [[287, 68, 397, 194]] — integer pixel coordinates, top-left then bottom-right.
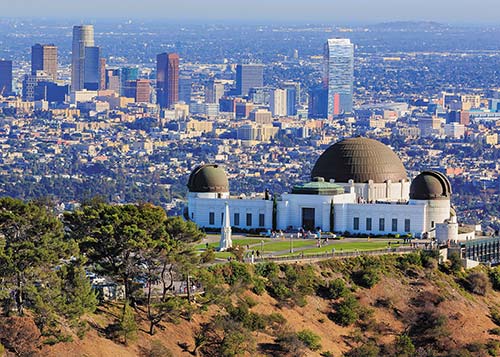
[[410, 171, 452, 200], [311, 137, 408, 183], [187, 164, 229, 193]]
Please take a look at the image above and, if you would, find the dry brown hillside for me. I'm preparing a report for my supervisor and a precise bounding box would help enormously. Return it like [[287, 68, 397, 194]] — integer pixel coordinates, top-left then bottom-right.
[[4, 252, 500, 357]]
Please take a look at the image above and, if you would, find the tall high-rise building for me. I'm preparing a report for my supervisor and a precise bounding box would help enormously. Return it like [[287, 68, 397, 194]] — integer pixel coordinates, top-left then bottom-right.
[[71, 25, 95, 91], [83, 46, 101, 90], [179, 76, 192, 104], [308, 85, 328, 119], [0, 60, 13, 95], [105, 69, 120, 93], [282, 81, 300, 115], [31, 44, 58, 81], [270, 88, 287, 117], [156, 53, 179, 108], [324, 38, 354, 117], [205, 79, 225, 104], [236, 64, 264, 97], [99, 58, 107, 90], [121, 67, 139, 95], [135, 79, 151, 103]]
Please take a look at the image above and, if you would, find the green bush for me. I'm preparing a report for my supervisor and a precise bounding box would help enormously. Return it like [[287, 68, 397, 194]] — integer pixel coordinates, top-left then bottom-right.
[[255, 262, 279, 278], [449, 252, 463, 273], [325, 278, 349, 299], [252, 277, 266, 295], [296, 329, 322, 351], [394, 334, 415, 356], [490, 267, 500, 291], [200, 247, 215, 263], [466, 272, 490, 296], [354, 268, 380, 288], [489, 327, 500, 335], [398, 253, 422, 268], [332, 295, 360, 326], [490, 307, 500, 326]]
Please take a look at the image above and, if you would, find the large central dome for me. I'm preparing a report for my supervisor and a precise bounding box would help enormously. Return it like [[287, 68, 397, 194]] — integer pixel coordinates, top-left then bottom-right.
[[311, 137, 408, 183]]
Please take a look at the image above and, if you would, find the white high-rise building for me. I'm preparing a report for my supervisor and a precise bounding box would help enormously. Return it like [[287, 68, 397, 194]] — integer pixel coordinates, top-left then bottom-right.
[[71, 25, 95, 91], [324, 38, 354, 117], [270, 88, 287, 117]]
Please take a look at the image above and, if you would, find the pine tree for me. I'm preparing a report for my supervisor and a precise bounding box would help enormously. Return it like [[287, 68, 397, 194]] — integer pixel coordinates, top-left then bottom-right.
[[119, 302, 137, 345]]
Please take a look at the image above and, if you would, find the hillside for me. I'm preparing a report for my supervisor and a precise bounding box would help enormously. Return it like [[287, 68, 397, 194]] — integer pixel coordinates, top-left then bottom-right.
[[3, 252, 500, 357]]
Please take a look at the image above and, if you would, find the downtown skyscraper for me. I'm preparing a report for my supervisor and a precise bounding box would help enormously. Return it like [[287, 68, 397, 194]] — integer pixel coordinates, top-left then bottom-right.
[[71, 25, 96, 91], [0, 60, 12, 96], [156, 52, 179, 108], [31, 44, 58, 81], [324, 38, 354, 117], [236, 64, 264, 97]]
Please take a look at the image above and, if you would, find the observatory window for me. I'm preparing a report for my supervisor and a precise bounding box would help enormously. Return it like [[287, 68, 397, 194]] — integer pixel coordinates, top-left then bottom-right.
[[405, 219, 411, 232], [353, 217, 359, 231], [246, 213, 252, 227], [209, 212, 215, 225], [366, 218, 372, 231], [259, 214, 265, 227], [234, 213, 240, 226], [379, 218, 385, 231], [392, 218, 398, 232]]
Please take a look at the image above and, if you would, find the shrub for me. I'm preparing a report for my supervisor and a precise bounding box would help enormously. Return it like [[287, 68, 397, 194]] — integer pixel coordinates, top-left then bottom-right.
[[354, 268, 380, 288], [421, 250, 440, 268], [449, 252, 462, 273], [325, 278, 349, 300], [394, 334, 415, 357], [490, 307, 500, 326], [146, 340, 174, 357], [489, 327, 500, 335], [466, 272, 490, 296], [344, 341, 380, 357], [296, 329, 322, 351], [252, 277, 266, 295], [490, 267, 500, 291], [200, 247, 215, 263], [398, 253, 422, 268], [332, 295, 360, 326], [255, 262, 279, 278]]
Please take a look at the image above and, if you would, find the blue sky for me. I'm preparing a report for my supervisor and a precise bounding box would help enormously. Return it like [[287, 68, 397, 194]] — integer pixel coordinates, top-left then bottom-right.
[[1, 0, 499, 23]]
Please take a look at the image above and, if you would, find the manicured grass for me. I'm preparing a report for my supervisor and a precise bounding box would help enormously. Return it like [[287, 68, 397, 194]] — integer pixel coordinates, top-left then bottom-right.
[[195, 238, 272, 250], [278, 241, 404, 257], [262, 239, 317, 252]]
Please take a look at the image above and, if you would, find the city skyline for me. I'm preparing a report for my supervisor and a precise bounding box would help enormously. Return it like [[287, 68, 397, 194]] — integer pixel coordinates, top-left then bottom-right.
[[2, 0, 500, 24]]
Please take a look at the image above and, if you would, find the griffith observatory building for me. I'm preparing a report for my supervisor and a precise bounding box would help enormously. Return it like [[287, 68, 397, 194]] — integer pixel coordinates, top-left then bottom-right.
[[186, 137, 462, 241]]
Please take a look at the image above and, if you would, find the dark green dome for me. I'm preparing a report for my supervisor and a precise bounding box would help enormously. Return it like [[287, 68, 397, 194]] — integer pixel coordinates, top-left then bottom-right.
[[187, 164, 229, 193], [410, 171, 452, 200], [311, 137, 408, 183]]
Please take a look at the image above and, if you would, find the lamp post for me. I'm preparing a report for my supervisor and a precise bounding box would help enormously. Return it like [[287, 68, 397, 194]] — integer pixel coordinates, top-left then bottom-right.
[[290, 233, 294, 253]]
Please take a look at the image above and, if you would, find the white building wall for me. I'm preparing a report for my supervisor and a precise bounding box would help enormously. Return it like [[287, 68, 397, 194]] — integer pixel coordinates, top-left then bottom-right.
[[334, 180, 410, 202], [188, 196, 273, 230], [335, 203, 427, 237], [409, 199, 451, 235], [277, 192, 356, 231]]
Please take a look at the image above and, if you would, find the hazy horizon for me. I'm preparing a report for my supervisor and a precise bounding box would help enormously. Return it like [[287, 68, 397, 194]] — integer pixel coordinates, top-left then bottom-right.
[[2, 0, 500, 25]]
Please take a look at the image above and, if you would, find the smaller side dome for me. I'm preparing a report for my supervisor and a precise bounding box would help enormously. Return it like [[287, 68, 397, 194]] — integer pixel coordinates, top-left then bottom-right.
[[187, 164, 229, 193], [410, 170, 452, 200]]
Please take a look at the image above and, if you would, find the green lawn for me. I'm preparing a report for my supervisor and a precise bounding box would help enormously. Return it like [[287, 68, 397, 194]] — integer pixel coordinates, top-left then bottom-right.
[[279, 241, 403, 257], [262, 239, 317, 252], [195, 238, 272, 251]]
